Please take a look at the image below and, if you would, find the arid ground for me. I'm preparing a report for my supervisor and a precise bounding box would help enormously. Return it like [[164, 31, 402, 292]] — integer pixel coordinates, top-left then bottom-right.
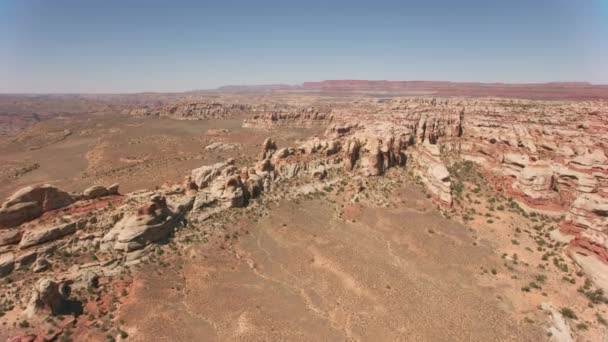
[[119, 184, 545, 341], [1, 89, 607, 341], [0, 111, 321, 199]]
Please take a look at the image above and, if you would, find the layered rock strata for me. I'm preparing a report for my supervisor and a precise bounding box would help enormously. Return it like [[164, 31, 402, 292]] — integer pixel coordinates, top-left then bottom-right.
[[2, 96, 608, 333], [242, 107, 333, 129], [130, 102, 251, 120]]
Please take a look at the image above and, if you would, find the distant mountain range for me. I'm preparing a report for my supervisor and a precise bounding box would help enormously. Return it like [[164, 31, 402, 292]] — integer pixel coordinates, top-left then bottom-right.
[[213, 80, 608, 100]]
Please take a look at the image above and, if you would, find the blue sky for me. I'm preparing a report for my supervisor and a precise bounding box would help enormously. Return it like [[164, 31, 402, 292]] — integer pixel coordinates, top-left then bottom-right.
[[1, 0, 607, 93]]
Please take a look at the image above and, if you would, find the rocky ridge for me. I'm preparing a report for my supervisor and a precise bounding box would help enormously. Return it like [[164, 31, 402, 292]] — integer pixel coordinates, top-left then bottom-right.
[[242, 106, 333, 129], [130, 102, 252, 120]]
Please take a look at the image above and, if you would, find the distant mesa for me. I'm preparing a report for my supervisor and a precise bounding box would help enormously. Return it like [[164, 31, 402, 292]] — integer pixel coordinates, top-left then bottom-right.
[[215, 84, 299, 92], [211, 80, 608, 100]]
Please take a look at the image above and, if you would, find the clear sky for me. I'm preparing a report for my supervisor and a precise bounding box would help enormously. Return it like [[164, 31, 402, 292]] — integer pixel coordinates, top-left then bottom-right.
[[1, 0, 607, 93]]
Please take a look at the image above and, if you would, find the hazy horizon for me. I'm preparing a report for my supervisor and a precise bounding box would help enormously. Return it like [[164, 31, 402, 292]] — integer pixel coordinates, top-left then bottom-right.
[[1, 0, 607, 93], [2, 78, 608, 96]]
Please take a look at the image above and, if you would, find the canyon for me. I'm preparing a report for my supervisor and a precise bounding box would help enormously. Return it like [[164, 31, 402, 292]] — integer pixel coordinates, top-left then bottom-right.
[[0, 85, 607, 341]]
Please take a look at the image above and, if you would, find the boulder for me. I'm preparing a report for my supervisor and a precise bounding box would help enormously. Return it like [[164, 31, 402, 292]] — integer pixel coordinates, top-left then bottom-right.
[[312, 165, 327, 180], [221, 176, 246, 208], [19, 221, 78, 249], [15, 250, 38, 270], [260, 138, 277, 160], [103, 195, 181, 252], [255, 158, 274, 173], [32, 257, 50, 273], [2, 184, 74, 211], [108, 183, 120, 195], [83, 185, 110, 199], [0, 252, 15, 277], [7, 335, 37, 342], [193, 192, 218, 210], [24, 278, 66, 318], [343, 139, 360, 171], [272, 147, 293, 161], [0, 185, 74, 228], [0, 202, 42, 229], [279, 163, 301, 179], [424, 164, 452, 205], [245, 174, 264, 198], [190, 159, 236, 188], [173, 195, 195, 215], [0, 229, 22, 246], [326, 140, 340, 156], [79, 270, 100, 290], [205, 142, 239, 151]]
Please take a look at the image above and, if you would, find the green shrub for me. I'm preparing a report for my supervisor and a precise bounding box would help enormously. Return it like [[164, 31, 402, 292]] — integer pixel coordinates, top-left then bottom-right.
[[560, 307, 577, 320]]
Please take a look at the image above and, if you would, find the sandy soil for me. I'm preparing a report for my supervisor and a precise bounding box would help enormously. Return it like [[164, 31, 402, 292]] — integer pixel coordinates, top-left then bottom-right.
[[118, 185, 544, 341], [0, 112, 321, 199]]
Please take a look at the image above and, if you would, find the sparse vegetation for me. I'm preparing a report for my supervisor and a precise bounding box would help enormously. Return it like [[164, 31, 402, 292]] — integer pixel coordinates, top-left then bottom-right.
[[560, 307, 577, 320], [0, 92, 605, 341]]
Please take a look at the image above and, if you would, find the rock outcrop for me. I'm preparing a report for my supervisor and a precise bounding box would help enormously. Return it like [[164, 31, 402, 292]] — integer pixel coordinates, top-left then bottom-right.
[[541, 302, 574, 342], [260, 138, 277, 160], [103, 195, 181, 252], [19, 221, 78, 249], [410, 143, 452, 206], [565, 194, 608, 233], [83, 183, 119, 199], [562, 194, 608, 270], [24, 278, 67, 318], [131, 102, 251, 120], [0, 229, 21, 247], [243, 107, 332, 129], [0, 185, 74, 228], [0, 252, 15, 277], [190, 159, 238, 190]]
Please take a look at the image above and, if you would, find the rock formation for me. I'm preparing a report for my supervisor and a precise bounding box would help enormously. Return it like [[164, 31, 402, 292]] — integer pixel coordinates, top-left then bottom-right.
[[130, 102, 251, 120], [103, 195, 181, 252], [409, 143, 452, 206], [19, 221, 78, 249], [0, 185, 74, 228], [83, 184, 119, 199], [24, 278, 67, 318], [243, 107, 333, 129], [0, 252, 14, 277]]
